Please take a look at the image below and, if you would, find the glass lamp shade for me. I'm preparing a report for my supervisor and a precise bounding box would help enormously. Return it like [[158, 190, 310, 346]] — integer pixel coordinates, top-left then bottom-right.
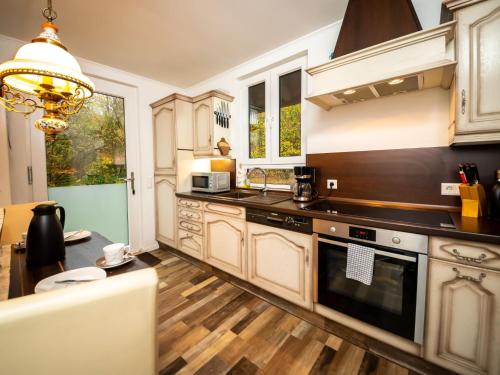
[[0, 25, 94, 98]]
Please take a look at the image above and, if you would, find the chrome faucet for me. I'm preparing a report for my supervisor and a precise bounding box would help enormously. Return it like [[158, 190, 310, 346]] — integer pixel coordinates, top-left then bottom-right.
[[247, 167, 268, 195]]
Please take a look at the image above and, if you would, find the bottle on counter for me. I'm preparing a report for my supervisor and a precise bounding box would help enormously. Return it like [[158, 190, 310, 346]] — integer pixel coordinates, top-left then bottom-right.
[[489, 170, 500, 221]]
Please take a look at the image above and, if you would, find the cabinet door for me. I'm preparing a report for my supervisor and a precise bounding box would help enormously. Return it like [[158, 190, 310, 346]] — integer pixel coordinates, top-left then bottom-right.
[[455, 0, 500, 135], [193, 98, 213, 156], [155, 176, 177, 247], [424, 259, 500, 375], [204, 212, 246, 279], [153, 102, 176, 174], [247, 222, 312, 309]]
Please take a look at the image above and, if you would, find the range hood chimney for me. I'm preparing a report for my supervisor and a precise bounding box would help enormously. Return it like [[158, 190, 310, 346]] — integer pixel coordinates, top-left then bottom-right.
[[306, 0, 456, 110], [333, 0, 422, 58]]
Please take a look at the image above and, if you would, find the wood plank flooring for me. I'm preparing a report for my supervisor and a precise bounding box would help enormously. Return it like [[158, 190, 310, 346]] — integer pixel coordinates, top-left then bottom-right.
[[150, 249, 419, 375]]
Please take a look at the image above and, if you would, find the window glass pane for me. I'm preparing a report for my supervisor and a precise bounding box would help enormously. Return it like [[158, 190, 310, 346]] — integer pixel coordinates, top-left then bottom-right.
[[279, 70, 301, 157], [246, 168, 295, 187], [248, 82, 266, 159], [45, 92, 126, 187]]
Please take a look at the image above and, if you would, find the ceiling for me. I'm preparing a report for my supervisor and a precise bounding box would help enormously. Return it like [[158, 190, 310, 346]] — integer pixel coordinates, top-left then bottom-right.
[[0, 0, 348, 88]]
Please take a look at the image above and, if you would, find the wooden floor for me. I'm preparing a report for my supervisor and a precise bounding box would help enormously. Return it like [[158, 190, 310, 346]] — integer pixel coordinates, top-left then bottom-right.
[[150, 249, 417, 375]]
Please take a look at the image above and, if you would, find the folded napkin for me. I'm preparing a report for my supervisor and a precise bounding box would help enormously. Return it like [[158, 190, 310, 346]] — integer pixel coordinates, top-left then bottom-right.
[[346, 243, 375, 285]]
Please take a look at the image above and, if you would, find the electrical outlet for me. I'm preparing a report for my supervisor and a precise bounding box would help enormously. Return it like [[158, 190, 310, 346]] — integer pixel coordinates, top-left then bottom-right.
[[327, 179, 338, 189], [441, 183, 461, 196]]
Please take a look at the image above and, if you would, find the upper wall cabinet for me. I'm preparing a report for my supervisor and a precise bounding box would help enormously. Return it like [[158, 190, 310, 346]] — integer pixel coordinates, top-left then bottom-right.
[[446, 0, 500, 144], [152, 101, 176, 175], [151, 93, 194, 177], [192, 90, 234, 157]]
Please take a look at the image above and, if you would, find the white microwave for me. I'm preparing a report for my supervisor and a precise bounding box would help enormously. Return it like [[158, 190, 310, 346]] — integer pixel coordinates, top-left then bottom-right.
[[191, 172, 230, 193]]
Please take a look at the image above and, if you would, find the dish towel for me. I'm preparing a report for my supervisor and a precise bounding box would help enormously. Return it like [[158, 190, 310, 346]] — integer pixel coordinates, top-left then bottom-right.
[[346, 243, 375, 285]]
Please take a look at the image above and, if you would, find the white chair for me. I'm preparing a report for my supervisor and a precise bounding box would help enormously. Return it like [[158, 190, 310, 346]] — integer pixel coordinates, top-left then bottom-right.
[[0, 268, 159, 375]]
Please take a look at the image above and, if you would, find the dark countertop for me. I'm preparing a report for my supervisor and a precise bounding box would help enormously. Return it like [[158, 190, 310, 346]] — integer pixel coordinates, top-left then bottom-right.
[[177, 191, 500, 245]]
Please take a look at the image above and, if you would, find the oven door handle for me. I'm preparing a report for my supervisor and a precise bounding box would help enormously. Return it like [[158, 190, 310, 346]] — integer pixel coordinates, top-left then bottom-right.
[[318, 237, 417, 262]]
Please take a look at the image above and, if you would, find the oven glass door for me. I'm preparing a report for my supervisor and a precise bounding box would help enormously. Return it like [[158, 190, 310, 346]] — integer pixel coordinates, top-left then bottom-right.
[[192, 176, 209, 189], [317, 236, 418, 341]]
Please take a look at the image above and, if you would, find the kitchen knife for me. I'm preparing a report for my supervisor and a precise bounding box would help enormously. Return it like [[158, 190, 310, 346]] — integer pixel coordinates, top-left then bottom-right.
[[470, 163, 479, 184]]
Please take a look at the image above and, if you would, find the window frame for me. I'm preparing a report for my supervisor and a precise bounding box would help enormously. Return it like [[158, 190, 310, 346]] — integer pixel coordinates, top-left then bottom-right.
[[240, 56, 307, 166]]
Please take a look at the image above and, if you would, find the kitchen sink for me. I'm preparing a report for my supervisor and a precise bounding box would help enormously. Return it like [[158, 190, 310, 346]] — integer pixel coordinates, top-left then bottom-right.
[[217, 191, 290, 205], [218, 191, 258, 200]]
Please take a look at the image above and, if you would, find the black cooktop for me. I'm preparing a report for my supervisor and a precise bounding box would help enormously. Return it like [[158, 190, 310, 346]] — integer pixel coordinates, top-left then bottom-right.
[[302, 200, 454, 228]]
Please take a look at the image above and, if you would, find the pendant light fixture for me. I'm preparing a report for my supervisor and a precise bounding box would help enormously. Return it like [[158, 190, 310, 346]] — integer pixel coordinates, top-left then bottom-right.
[[0, 0, 94, 135]]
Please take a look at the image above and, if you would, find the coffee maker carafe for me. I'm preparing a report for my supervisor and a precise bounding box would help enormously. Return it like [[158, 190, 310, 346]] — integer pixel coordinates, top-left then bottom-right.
[[292, 166, 316, 202], [26, 203, 66, 267]]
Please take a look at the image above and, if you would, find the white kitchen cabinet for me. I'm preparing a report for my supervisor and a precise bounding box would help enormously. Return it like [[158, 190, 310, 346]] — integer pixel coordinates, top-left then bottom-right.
[[154, 176, 177, 247], [192, 90, 234, 156], [446, 0, 500, 144], [204, 212, 246, 279], [247, 222, 312, 309], [152, 101, 176, 175], [424, 258, 500, 375]]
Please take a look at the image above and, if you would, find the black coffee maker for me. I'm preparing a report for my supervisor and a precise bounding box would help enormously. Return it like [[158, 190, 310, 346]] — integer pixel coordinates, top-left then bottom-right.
[[26, 203, 66, 267], [292, 166, 317, 202]]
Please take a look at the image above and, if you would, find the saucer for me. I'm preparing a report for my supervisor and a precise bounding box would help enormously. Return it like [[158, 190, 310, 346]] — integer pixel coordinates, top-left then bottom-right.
[[96, 255, 135, 269]]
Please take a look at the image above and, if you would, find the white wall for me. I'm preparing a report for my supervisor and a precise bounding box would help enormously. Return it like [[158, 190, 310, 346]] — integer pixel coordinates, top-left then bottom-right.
[[0, 107, 11, 206], [186, 0, 448, 161], [0, 34, 184, 251]]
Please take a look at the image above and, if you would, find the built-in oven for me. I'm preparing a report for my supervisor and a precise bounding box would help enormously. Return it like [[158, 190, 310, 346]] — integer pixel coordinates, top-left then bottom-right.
[[313, 219, 428, 344]]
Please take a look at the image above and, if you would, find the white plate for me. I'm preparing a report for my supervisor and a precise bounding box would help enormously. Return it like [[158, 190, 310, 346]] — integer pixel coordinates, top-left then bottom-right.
[[96, 255, 135, 269], [64, 230, 92, 243], [35, 267, 106, 294]]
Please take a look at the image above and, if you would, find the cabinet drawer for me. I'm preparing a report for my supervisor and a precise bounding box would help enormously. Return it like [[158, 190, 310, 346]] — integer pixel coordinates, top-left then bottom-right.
[[203, 202, 245, 218], [178, 229, 203, 260], [429, 237, 500, 271], [177, 198, 202, 210], [178, 219, 203, 235], [178, 207, 203, 223]]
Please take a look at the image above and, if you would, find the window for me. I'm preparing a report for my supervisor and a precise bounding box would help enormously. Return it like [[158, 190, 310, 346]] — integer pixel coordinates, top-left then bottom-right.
[[242, 56, 306, 167], [245, 168, 295, 189], [45, 92, 126, 187]]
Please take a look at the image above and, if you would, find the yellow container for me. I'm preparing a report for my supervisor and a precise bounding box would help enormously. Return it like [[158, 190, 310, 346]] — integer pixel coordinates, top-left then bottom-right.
[[459, 184, 487, 218]]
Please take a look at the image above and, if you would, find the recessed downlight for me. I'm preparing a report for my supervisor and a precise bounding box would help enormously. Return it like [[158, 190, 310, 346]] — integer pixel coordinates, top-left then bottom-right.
[[389, 78, 404, 85], [343, 89, 357, 95]]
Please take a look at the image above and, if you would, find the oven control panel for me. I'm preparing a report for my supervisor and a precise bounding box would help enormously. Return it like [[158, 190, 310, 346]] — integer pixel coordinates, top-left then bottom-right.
[[313, 218, 428, 254], [349, 226, 376, 241]]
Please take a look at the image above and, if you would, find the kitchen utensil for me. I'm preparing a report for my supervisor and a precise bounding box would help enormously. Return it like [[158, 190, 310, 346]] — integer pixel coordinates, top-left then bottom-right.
[[54, 278, 96, 283], [26, 203, 66, 267]]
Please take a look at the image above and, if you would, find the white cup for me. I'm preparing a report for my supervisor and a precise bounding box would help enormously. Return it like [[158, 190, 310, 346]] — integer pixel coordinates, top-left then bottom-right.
[[103, 243, 126, 265]]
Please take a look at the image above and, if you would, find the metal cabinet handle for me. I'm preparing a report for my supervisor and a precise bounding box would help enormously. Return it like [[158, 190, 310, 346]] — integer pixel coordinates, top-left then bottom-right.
[[180, 234, 193, 240], [452, 249, 487, 264], [453, 267, 486, 283], [461, 89, 466, 115], [306, 248, 310, 266]]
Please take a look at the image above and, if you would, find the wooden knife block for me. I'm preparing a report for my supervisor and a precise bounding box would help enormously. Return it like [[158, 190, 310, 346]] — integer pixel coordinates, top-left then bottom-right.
[[459, 184, 487, 218]]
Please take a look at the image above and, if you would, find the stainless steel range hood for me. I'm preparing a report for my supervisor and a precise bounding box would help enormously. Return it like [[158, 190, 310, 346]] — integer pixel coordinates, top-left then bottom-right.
[[306, 1, 456, 110]]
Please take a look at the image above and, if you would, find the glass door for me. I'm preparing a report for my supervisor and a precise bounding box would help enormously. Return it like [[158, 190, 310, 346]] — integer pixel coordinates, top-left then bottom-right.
[[40, 76, 140, 249]]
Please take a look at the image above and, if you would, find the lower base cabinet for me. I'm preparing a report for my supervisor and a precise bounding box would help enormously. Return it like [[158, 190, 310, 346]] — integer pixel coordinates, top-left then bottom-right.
[[424, 258, 500, 375], [204, 212, 246, 279], [247, 222, 312, 309], [155, 176, 177, 248]]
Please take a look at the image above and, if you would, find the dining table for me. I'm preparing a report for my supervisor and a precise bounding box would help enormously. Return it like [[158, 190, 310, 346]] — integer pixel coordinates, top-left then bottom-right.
[[2, 232, 160, 300]]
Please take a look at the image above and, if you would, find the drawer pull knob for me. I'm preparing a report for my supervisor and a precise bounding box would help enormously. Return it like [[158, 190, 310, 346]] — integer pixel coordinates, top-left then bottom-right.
[[453, 267, 486, 283], [452, 249, 487, 264]]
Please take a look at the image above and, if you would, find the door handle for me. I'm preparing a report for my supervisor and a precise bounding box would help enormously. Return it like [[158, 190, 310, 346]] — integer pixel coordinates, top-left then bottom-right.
[[121, 171, 135, 195]]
